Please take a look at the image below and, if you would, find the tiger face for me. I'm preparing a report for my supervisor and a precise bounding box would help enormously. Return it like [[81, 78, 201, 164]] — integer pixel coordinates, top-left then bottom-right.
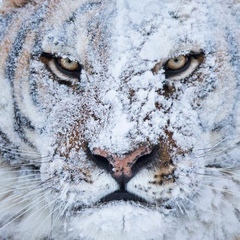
[[0, 0, 240, 239]]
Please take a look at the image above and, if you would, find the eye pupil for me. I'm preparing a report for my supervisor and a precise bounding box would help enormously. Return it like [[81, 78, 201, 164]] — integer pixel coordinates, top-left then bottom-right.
[[58, 57, 79, 71], [166, 55, 187, 70]]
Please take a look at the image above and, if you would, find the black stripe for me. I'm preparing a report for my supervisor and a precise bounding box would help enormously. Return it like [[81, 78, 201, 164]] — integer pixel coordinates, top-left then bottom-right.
[[0, 129, 21, 162], [28, 69, 40, 106], [5, 26, 35, 148], [0, 129, 11, 146], [0, 13, 14, 43], [29, 36, 44, 106], [224, 27, 240, 131], [4, 5, 47, 149], [225, 27, 240, 75], [14, 104, 35, 130], [65, 1, 102, 25], [53, 2, 103, 48]]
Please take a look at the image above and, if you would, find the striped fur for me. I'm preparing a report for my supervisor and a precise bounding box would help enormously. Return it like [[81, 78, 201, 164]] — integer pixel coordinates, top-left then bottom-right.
[[0, 0, 240, 239]]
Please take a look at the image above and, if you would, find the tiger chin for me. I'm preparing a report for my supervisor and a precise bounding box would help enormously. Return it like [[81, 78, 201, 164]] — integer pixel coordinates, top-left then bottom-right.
[[0, 0, 240, 239]]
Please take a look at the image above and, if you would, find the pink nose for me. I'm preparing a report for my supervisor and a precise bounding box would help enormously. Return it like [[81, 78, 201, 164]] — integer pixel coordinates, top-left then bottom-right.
[[92, 145, 153, 178]]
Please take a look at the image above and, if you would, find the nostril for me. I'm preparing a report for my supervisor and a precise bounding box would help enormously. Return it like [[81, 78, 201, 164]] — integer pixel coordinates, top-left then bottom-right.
[[87, 148, 113, 173], [131, 147, 156, 175]]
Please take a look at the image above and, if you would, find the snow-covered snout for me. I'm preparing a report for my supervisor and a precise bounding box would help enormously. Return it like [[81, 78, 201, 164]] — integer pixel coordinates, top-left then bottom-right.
[[41, 49, 204, 208]]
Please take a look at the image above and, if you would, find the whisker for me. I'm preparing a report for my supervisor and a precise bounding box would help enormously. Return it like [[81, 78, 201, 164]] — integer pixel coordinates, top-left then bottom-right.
[[179, 202, 192, 219], [195, 137, 229, 152], [49, 201, 67, 238], [0, 177, 54, 206], [191, 170, 240, 182], [205, 167, 240, 178], [0, 189, 45, 215], [176, 200, 185, 214], [185, 196, 222, 217], [0, 182, 51, 213], [32, 197, 63, 238], [1, 174, 41, 182], [25, 177, 55, 194], [22, 194, 60, 234], [199, 183, 240, 198], [213, 195, 240, 212], [0, 182, 42, 196], [195, 138, 240, 160], [0, 189, 51, 229], [175, 178, 193, 195], [0, 168, 40, 172], [0, 146, 41, 155], [1, 182, 42, 193], [0, 161, 50, 170], [3, 179, 43, 190]]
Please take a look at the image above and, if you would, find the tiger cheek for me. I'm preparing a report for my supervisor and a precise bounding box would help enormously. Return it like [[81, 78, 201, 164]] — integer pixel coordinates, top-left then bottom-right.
[[56, 124, 87, 159]]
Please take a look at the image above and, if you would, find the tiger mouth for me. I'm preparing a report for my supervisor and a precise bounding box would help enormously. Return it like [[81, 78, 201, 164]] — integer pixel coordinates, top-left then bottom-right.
[[99, 190, 174, 210], [59, 190, 174, 216], [68, 192, 148, 214], [100, 190, 147, 204]]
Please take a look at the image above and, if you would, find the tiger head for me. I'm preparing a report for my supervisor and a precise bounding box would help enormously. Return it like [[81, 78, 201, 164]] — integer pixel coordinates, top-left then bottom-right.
[[0, 0, 240, 239]]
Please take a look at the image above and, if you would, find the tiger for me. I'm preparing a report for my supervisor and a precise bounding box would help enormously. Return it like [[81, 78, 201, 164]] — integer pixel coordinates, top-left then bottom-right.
[[0, 0, 240, 239]]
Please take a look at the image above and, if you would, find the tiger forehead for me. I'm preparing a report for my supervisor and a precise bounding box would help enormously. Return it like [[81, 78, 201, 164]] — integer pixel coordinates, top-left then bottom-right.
[[42, 0, 202, 72]]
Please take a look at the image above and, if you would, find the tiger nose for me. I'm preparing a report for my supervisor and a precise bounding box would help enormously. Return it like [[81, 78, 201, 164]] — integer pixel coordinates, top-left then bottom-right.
[[91, 145, 153, 179]]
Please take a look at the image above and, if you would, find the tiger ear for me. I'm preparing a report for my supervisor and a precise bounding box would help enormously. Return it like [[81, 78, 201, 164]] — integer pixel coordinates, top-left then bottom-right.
[[1, 0, 30, 9]]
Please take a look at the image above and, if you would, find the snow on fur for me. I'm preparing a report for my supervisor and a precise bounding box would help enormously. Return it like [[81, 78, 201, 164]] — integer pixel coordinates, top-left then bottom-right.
[[0, 0, 240, 239]]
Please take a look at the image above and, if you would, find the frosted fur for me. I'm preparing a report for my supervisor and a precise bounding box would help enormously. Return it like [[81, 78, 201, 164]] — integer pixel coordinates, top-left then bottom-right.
[[0, 0, 240, 239]]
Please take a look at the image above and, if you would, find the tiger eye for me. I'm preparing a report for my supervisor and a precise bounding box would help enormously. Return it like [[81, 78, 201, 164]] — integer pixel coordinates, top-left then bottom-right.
[[58, 57, 79, 71], [166, 55, 187, 70]]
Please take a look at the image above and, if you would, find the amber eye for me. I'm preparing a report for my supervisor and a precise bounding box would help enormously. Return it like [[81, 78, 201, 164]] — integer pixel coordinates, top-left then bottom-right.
[[163, 52, 204, 79], [57, 57, 80, 71], [164, 55, 190, 78], [54, 56, 82, 79], [40, 52, 83, 84], [166, 55, 188, 70]]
